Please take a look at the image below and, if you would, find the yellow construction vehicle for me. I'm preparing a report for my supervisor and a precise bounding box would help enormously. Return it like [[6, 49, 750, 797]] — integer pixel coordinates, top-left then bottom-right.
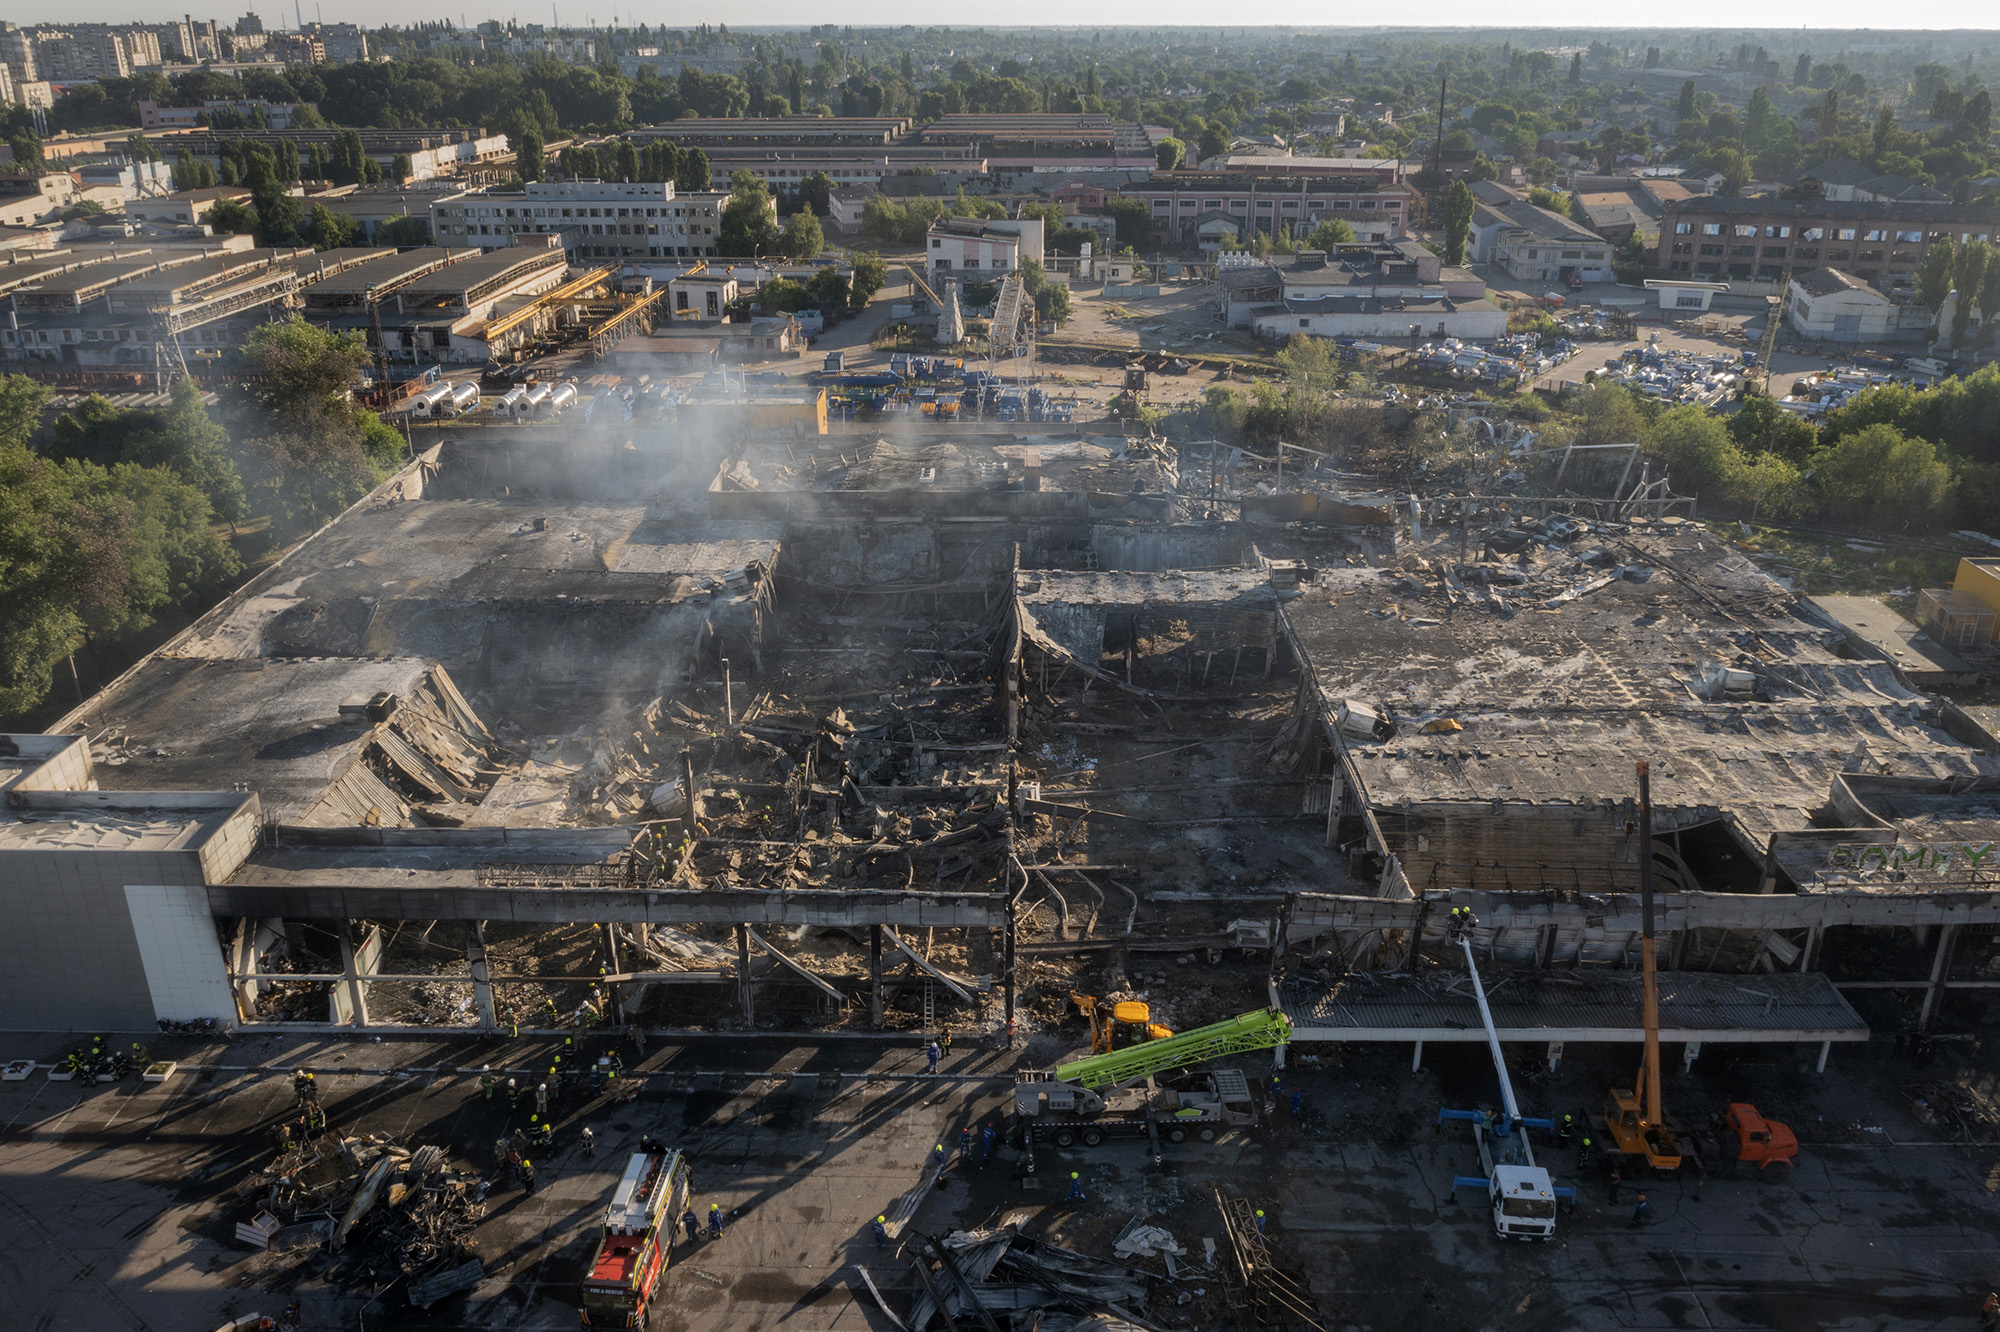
[[1070, 991, 1172, 1054], [1603, 760, 1684, 1176]]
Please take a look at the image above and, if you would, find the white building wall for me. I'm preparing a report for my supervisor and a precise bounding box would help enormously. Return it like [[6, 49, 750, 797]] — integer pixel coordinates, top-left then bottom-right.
[[125, 883, 235, 1023]]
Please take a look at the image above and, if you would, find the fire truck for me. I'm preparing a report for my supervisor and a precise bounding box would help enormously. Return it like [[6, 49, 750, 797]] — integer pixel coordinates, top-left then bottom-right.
[[579, 1148, 691, 1328]]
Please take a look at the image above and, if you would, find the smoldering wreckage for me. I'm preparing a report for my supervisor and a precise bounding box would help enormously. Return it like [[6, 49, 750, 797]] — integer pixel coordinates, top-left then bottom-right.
[[17, 402, 2000, 1330]]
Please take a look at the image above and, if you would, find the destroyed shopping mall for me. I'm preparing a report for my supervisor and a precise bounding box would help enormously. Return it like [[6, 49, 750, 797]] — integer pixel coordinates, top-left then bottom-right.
[[5, 419, 2000, 1059]]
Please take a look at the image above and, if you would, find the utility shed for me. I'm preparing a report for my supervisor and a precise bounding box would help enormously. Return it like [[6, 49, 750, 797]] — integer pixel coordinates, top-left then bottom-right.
[[1806, 594, 1977, 687], [1278, 970, 1868, 1068]]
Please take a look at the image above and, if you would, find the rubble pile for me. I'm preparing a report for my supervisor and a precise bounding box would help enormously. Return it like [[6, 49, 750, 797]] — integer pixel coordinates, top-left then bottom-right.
[[908, 1226, 1157, 1329], [234, 1133, 489, 1310]]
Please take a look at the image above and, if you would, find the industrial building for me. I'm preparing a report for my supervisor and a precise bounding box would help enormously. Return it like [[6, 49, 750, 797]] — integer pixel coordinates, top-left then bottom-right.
[[431, 179, 737, 261], [1, 396, 1997, 1090], [1120, 171, 1417, 245], [1658, 194, 2000, 293]]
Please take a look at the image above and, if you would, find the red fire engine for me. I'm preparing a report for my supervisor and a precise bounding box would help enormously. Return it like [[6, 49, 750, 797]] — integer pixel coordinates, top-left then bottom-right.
[[579, 1148, 690, 1328]]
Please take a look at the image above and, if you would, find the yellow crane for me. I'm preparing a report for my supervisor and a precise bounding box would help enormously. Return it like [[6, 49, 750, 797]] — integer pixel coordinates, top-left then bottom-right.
[[1602, 759, 1683, 1175]]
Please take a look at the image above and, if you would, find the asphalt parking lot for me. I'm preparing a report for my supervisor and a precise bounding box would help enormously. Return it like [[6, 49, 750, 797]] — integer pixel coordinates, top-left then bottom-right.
[[5, 1017, 1999, 1332]]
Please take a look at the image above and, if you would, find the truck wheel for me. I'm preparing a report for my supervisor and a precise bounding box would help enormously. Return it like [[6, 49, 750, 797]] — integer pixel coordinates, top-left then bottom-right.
[[1167, 1127, 1187, 1143], [1760, 1160, 1791, 1185], [1082, 1128, 1105, 1147], [1199, 1128, 1216, 1142], [1053, 1129, 1076, 1148]]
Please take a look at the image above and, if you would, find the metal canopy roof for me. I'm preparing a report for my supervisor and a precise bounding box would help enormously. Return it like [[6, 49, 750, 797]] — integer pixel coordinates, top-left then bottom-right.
[[1278, 970, 1868, 1044]]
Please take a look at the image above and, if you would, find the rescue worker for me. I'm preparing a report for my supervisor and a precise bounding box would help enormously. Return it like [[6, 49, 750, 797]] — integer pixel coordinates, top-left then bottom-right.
[[529, 1114, 552, 1148], [958, 1127, 974, 1164], [1290, 1088, 1305, 1119], [683, 1209, 700, 1243], [1255, 1210, 1267, 1234], [707, 1203, 723, 1238], [1981, 1292, 2000, 1328], [507, 1077, 522, 1110], [1576, 1134, 1594, 1169], [981, 1122, 998, 1163], [872, 1216, 890, 1248], [292, 1069, 317, 1105], [479, 1067, 497, 1101], [925, 1041, 940, 1073], [1631, 1193, 1650, 1228], [580, 1126, 595, 1159], [534, 1082, 549, 1117], [131, 1042, 149, 1069], [305, 1102, 327, 1135], [1555, 1113, 1574, 1147], [931, 1143, 947, 1171], [1065, 1172, 1086, 1203], [520, 1158, 536, 1195]]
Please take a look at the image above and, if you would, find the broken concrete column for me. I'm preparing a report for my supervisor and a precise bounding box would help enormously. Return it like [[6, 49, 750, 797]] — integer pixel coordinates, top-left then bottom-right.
[[735, 924, 754, 1027], [465, 921, 497, 1030], [869, 925, 884, 1029]]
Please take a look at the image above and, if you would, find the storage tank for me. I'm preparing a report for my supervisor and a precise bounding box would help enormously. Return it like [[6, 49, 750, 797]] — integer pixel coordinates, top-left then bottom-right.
[[408, 383, 455, 418], [495, 386, 529, 417], [542, 382, 578, 416], [521, 384, 553, 415], [443, 381, 481, 416]]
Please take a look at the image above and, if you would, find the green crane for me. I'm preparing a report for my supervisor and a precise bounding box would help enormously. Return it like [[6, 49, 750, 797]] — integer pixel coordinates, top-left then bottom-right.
[[1050, 1008, 1292, 1090]]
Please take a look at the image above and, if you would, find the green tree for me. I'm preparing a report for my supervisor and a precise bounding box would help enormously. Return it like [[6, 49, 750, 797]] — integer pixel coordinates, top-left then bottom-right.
[[390, 152, 414, 182], [564, 145, 600, 180], [1952, 241, 1990, 347], [1306, 217, 1356, 250], [1872, 104, 1897, 159], [1916, 238, 1957, 319], [678, 147, 711, 191], [1156, 137, 1185, 171], [720, 172, 782, 256], [207, 196, 257, 235], [1197, 122, 1230, 162], [798, 170, 835, 216], [234, 317, 403, 538], [1813, 422, 1957, 526], [848, 251, 888, 311], [1677, 80, 1696, 121], [376, 214, 431, 247], [1034, 284, 1071, 325], [778, 208, 824, 261], [613, 140, 640, 182], [756, 276, 808, 311], [305, 204, 360, 251], [515, 131, 545, 183], [1571, 381, 1648, 447], [1441, 179, 1475, 266]]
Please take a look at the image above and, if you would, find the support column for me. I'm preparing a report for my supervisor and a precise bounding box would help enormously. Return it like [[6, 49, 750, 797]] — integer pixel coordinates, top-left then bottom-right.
[[681, 749, 699, 844], [1919, 923, 1960, 1032], [229, 919, 259, 1024], [466, 920, 497, 1030], [735, 924, 755, 1028], [337, 921, 372, 1029], [1800, 923, 1824, 972], [869, 925, 884, 1029], [1816, 1040, 1831, 1073], [599, 922, 625, 1027], [722, 657, 734, 728], [1411, 1039, 1424, 1072]]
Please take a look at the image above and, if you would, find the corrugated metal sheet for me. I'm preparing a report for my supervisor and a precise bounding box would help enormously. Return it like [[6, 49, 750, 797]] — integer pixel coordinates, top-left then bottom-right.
[[1280, 969, 1866, 1041]]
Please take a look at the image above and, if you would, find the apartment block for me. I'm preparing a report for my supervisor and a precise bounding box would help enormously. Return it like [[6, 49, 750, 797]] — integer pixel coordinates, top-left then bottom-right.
[[431, 179, 736, 261]]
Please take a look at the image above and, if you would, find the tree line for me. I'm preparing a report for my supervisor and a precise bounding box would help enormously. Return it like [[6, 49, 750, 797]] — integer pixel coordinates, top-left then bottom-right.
[[0, 319, 408, 724]]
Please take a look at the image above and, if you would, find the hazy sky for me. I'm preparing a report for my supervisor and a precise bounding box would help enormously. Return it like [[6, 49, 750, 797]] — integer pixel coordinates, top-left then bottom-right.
[[14, 4, 2000, 33]]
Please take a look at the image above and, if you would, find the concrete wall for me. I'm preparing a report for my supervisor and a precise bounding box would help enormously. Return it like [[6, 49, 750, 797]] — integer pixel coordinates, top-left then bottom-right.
[[0, 850, 194, 1030]]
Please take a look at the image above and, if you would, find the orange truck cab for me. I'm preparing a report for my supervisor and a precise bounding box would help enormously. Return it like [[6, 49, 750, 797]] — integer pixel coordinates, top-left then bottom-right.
[[580, 1148, 691, 1328], [1723, 1103, 1799, 1180]]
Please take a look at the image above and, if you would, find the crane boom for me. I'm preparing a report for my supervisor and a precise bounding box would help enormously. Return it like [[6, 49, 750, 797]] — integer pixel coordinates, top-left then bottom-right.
[[1460, 937, 1523, 1128], [1052, 1008, 1290, 1090]]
